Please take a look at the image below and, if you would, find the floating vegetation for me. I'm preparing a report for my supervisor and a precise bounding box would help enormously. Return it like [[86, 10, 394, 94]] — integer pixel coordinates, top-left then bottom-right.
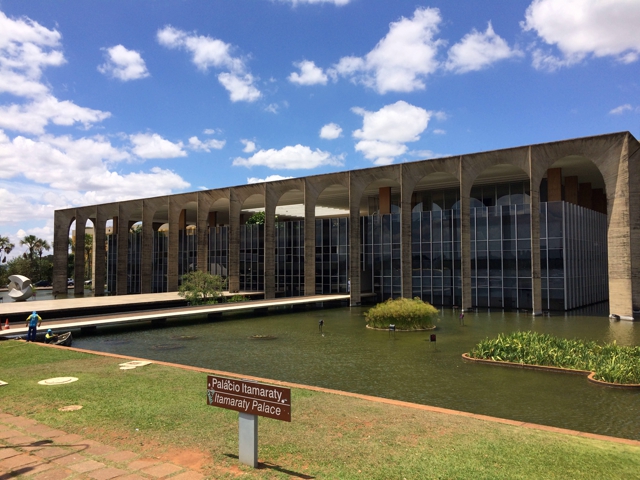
[[365, 297, 438, 330], [150, 344, 185, 350], [249, 335, 277, 340], [469, 331, 640, 385]]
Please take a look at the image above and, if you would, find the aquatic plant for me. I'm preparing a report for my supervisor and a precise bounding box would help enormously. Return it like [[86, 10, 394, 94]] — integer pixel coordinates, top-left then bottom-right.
[[469, 331, 640, 385], [365, 297, 438, 330]]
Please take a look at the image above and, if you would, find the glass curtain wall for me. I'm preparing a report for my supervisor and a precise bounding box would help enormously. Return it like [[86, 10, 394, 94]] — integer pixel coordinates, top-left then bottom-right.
[[275, 220, 304, 297], [178, 228, 197, 285], [105, 233, 117, 294], [470, 181, 532, 309], [127, 232, 141, 294], [540, 201, 608, 310], [152, 231, 168, 293], [209, 226, 228, 278], [361, 214, 401, 301], [411, 189, 461, 306], [315, 218, 349, 294], [239, 224, 264, 291]]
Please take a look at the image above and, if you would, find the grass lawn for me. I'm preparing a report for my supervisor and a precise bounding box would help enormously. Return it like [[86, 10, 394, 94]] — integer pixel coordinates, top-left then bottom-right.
[[1, 341, 639, 479]]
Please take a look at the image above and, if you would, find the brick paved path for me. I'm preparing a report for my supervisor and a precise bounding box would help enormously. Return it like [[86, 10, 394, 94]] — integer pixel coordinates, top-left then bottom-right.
[[0, 413, 204, 480]]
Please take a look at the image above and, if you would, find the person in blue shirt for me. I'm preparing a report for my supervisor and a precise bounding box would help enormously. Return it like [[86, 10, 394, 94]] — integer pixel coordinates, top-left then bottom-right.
[[44, 329, 58, 344], [25, 311, 42, 342]]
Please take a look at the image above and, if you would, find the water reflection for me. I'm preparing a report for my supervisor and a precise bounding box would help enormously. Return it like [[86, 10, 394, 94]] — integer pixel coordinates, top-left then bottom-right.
[[73, 306, 640, 440]]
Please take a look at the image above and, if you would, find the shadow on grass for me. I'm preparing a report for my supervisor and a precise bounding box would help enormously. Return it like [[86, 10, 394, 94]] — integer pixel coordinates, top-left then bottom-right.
[[224, 453, 315, 479]]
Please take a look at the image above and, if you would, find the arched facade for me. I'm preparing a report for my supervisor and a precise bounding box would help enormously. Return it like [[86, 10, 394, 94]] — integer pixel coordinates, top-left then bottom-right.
[[52, 132, 640, 319]]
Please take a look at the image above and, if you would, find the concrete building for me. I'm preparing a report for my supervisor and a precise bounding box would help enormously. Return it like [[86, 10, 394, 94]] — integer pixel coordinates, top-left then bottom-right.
[[53, 132, 640, 320]]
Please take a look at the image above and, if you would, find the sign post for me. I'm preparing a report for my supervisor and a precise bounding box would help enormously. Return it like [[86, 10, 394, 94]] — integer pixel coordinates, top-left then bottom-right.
[[207, 375, 291, 468]]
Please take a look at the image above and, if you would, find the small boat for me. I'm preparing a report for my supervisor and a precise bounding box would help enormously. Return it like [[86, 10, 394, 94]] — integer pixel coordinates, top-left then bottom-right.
[[45, 332, 73, 347]]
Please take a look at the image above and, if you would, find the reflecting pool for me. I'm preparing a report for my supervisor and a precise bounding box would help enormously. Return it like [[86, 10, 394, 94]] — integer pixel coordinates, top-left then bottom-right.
[[73, 306, 640, 440]]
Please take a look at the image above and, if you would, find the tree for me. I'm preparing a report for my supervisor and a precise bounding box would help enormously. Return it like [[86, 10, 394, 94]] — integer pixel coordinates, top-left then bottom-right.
[[68, 233, 93, 280], [34, 238, 51, 280], [0, 235, 14, 264], [178, 270, 227, 305], [246, 211, 277, 224], [20, 235, 39, 261]]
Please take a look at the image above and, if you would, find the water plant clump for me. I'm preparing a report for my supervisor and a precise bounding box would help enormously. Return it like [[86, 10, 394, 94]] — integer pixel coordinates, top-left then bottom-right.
[[469, 331, 640, 385], [365, 297, 438, 330]]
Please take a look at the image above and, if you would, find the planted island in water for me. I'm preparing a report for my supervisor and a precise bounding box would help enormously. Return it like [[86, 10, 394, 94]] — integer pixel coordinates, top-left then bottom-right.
[[365, 297, 438, 331], [468, 331, 640, 385]]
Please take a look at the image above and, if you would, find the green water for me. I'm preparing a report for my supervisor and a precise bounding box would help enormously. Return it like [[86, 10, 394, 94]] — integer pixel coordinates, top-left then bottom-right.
[[73, 306, 640, 440]]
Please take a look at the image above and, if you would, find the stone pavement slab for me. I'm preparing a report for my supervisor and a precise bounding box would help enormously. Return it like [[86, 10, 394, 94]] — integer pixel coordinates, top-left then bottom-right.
[[140, 463, 183, 478], [103, 451, 138, 463], [0, 430, 22, 439], [87, 467, 129, 480], [127, 460, 159, 471], [68, 459, 105, 473], [0, 453, 42, 470], [50, 452, 88, 466], [33, 467, 74, 480], [52, 434, 84, 444], [0, 448, 20, 460], [19, 462, 56, 477], [33, 447, 74, 460], [170, 471, 205, 480]]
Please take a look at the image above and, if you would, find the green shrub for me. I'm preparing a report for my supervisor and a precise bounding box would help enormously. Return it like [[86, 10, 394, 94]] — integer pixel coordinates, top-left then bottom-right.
[[365, 297, 438, 330], [178, 271, 227, 305], [469, 331, 640, 385], [227, 294, 248, 303]]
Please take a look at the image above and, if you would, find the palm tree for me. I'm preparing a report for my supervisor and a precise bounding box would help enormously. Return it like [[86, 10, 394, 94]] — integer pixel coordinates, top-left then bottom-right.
[[0, 235, 14, 264], [34, 238, 51, 279], [20, 235, 39, 261]]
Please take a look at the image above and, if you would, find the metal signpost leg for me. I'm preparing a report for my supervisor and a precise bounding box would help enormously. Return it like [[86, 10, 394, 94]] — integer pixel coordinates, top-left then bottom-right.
[[239, 413, 258, 467]]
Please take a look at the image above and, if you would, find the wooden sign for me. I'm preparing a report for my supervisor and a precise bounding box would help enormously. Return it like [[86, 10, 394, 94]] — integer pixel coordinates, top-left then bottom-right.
[[207, 375, 291, 422]]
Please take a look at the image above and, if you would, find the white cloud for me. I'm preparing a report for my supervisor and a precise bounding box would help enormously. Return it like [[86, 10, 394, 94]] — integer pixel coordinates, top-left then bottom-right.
[[247, 175, 294, 184], [330, 7, 443, 93], [319, 123, 342, 139], [0, 131, 189, 228], [130, 133, 187, 159], [0, 95, 110, 135], [609, 104, 633, 115], [98, 45, 149, 81], [233, 144, 344, 169], [522, 0, 640, 69], [264, 103, 279, 114], [241, 139, 257, 153], [218, 73, 262, 102], [288, 60, 328, 85], [433, 129, 446, 135], [352, 101, 430, 165], [278, 0, 351, 5], [157, 25, 261, 102], [0, 11, 65, 99], [446, 22, 520, 73], [188, 136, 226, 152]]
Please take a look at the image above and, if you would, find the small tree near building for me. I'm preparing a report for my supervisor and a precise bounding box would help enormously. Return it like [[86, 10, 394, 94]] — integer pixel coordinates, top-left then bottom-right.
[[178, 270, 227, 305]]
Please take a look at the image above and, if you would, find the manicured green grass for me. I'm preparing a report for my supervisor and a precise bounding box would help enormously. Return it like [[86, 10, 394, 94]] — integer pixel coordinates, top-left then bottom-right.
[[1, 341, 639, 479], [469, 331, 640, 384], [365, 297, 438, 330]]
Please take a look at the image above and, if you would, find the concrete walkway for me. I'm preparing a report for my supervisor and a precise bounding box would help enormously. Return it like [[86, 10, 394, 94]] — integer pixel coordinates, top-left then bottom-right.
[[0, 413, 204, 480]]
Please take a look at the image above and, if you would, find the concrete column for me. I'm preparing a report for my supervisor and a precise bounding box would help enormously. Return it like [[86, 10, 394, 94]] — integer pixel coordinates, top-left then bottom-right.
[[53, 210, 72, 295], [116, 207, 130, 295], [578, 183, 592, 209], [530, 187, 543, 315], [264, 186, 276, 299], [460, 188, 472, 311], [93, 209, 106, 296], [304, 183, 316, 296], [564, 176, 578, 204], [228, 190, 241, 293], [197, 201, 210, 274], [608, 135, 636, 319], [349, 175, 361, 306], [167, 200, 180, 292], [400, 180, 412, 299], [74, 212, 86, 296], [547, 168, 562, 201], [141, 201, 154, 293], [379, 187, 391, 215]]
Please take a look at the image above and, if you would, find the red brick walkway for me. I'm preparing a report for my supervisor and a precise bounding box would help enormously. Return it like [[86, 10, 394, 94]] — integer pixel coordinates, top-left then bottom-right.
[[0, 414, 204, 480]]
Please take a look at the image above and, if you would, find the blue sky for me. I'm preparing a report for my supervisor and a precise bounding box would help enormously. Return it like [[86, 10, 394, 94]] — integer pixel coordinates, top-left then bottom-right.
[[0, 0, 638, 257]]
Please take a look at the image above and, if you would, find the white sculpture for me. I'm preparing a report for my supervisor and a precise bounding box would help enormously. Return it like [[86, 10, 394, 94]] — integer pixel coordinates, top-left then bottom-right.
[[8, 275, 33, 301]]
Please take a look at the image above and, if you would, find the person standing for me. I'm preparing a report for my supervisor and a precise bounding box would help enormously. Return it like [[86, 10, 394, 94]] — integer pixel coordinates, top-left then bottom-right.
[[25, 311, 41, 342]]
